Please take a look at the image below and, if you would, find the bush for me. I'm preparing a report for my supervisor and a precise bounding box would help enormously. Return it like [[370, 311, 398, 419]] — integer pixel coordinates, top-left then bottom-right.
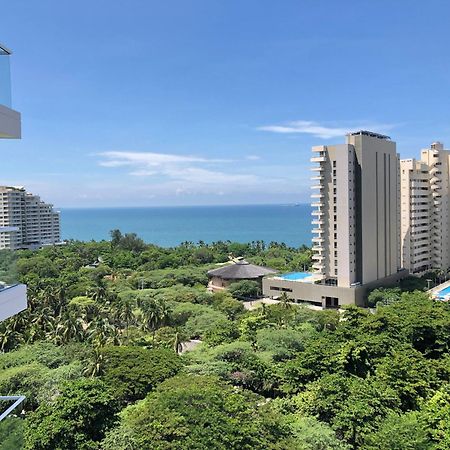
[[228, 280, 260, 299], [101, 346, 183, 403]]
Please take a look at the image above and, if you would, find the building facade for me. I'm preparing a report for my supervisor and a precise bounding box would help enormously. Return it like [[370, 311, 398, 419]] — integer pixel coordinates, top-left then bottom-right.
[[0, 186, 61, 250], [311, 131, 401, 288], [400, 142, 450, 274], [263, 131, 407, 308]]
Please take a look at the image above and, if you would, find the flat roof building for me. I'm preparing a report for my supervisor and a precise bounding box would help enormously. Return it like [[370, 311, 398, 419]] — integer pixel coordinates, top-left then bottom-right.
[[0, 186, 61, 250], [263, 131, 407, 308]]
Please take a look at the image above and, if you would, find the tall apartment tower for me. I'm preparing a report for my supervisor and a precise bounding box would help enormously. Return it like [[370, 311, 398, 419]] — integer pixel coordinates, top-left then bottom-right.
[[0, 186, 61, 250], [400, 142, 450, 273], [311, 131, 400, 287], [399, 158, 431, 273]]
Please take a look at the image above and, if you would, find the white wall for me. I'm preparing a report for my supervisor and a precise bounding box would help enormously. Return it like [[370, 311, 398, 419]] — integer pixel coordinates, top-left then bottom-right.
[[0, 284, 27, 322]]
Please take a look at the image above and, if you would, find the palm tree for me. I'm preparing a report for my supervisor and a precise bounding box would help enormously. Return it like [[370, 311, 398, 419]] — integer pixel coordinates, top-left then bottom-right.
[[55, 312, 85, 344], [83, 348, 106, 377], [119, 299, 135, 339], [140, 298, 172, 343], [279, 292, 291, 310], [173, 331, 183, 354]]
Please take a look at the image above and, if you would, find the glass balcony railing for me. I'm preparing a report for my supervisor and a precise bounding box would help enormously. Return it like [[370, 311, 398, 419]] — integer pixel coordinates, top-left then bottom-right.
[[0, 45, 12, 108]]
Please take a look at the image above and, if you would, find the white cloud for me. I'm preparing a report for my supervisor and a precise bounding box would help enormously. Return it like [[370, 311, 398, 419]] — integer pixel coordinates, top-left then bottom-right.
[[98, 150, 259, 188], [246, 155, 261, 160], [98, 151, 227, 168], [258, 120, 396, 139]]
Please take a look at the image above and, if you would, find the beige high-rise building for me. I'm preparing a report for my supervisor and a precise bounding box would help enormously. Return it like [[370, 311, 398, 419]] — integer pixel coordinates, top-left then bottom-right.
[[0, 186, 60, 250], [311, 131, 400, 288], [400, 142, 450, 273], [399, 158, 431, 273]]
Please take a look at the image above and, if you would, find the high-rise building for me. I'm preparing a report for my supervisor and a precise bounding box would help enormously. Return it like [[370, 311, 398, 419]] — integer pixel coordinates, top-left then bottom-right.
[[0, 186, 61, 250], [263, 131, 407, 307], [400, 142, 450, 274], [399, 158, 431, 273], [311, 131, 400, 287], [0, 43, 27, 322]]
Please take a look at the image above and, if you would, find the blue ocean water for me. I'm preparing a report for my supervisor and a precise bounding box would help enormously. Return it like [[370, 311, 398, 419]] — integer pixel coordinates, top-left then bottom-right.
[[60, 204, 312, 248]]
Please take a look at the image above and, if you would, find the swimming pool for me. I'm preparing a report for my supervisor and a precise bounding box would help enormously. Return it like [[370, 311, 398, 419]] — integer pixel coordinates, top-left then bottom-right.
[[436, 285, 450, 300], [278, 272, 314, 281]]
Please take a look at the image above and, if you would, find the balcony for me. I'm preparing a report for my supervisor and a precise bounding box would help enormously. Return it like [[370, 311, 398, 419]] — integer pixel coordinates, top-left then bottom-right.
[[311, 156, 326, 163], [0, 284, 27, 322], [0, 44, 21, 139], [311, 209, 324, 216], [311, 193, 324, 199], [311, 165, 324, 172], [0, 250, 27, 321], [311, 175, 324, 181], [312, 237, 324, 243]]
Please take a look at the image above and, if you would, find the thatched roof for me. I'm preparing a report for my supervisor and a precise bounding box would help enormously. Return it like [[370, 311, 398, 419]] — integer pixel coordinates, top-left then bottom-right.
[[207, 259, 276, 280]]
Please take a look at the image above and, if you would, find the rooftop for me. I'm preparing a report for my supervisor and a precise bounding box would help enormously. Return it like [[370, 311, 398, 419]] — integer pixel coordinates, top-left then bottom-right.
[[347, 130, 391, 140], [207, 258, 276, 280]]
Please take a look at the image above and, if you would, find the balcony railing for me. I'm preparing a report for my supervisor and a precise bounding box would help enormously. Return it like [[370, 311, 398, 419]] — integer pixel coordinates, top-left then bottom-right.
[[0, 45, 12, 108], [0, 250, 27, 322]]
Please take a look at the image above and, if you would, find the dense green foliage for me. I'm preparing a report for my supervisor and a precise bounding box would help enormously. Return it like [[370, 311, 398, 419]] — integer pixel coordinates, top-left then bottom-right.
[[2, 236, 450, 448]]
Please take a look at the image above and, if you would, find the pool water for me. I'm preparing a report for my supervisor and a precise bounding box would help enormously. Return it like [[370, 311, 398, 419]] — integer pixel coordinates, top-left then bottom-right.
[[279, 272, 313, 281], [436, 285, 450, 299]]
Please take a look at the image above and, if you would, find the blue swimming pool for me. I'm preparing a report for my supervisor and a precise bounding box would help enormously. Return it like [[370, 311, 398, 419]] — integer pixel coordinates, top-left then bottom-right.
[[279, 272, 313, 281], [436, 285, 450, 299]]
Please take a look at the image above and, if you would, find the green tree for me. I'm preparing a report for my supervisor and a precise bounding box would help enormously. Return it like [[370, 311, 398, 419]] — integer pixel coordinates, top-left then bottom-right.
[[362, 411, 431, 450], [228, 280, 260, 299], [101, 346, 182, 403], [24, 379, 120, 450], [101, 375, 284, 450]]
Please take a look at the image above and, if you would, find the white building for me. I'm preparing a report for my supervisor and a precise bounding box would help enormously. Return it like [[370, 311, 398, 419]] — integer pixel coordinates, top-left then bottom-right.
[[0, 43, 27, 322], [0, 186, 61, 250], [400, 142, 450, 274]]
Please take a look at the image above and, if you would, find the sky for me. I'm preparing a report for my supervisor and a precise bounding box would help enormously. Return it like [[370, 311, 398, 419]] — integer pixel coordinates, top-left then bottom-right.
[[2, 0, 450, 207]]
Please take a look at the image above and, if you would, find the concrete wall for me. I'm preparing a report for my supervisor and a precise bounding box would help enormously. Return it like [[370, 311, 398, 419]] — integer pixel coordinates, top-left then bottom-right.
[[0, 284, 27, 322], [262, 270, 407, 308], [0, 104, 21, 139], [347, 133, 399, 284]]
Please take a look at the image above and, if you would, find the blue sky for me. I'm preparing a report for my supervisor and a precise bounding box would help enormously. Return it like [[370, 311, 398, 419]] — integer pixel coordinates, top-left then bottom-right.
[[2, 0, 450, 207]]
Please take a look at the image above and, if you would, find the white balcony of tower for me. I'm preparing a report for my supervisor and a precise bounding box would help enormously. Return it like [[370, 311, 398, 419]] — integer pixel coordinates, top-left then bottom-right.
[[312, 261, 325, 270], [0, 44, 21, 139]]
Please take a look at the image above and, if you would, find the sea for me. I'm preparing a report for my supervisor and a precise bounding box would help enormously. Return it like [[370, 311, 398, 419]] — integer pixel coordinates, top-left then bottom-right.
[[60, 204, 313, 248]]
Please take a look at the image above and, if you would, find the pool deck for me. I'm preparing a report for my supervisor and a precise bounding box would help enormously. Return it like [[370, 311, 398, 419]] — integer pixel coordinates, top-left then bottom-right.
[[429, 280, 450, 301], [273, 272, 322, 284]]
